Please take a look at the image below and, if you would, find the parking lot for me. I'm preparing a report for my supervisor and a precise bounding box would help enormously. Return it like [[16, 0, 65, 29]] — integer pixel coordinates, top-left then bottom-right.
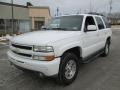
[[0, 29, 120, 90]]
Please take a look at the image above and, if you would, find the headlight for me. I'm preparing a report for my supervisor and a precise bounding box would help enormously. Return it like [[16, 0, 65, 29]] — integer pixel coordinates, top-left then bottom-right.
[[33, 46, 54, 52], [33, 55, 55, 61]]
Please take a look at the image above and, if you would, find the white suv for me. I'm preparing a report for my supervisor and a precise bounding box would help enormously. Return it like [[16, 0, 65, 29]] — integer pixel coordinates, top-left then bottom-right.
[[7, 14, 112, 85]]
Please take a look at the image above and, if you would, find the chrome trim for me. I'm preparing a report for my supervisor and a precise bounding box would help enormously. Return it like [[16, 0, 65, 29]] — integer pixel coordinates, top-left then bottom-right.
[[10, 42, 33, 59], [11, 43, 33, 50], [10, 50, 32, 59]]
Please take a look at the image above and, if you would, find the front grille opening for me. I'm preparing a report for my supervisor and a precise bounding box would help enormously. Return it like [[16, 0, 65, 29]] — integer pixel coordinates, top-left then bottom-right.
[[12, 44, 32, 50], [13, 51, 32, 57]]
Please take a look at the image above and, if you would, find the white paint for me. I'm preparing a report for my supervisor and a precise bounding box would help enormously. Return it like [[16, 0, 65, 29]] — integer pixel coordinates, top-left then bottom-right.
[[7, 14, 112, 76]]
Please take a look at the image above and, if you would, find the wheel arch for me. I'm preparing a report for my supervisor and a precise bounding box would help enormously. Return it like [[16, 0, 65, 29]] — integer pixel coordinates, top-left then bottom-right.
[[61, 46, 82, 60], [107, 36, 111, 44]]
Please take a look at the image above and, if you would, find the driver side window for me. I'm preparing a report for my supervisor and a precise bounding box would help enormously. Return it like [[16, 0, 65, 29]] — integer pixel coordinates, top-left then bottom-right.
[[84, 16, 96, 31]]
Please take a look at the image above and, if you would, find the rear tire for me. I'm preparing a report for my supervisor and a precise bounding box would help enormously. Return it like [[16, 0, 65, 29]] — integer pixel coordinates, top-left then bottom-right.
[[101, 41, 110, 57], [57, 52, 79, 85]]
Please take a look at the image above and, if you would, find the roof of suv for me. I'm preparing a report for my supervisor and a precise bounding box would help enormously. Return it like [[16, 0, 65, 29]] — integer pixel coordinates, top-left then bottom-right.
[[56, 14, 104, 18]]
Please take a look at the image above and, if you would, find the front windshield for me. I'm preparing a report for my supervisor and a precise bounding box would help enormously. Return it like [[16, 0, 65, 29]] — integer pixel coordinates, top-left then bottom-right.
[[45, 15, 83, 31]]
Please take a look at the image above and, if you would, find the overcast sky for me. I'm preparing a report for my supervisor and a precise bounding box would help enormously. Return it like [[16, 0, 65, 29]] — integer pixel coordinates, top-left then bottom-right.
[[1, 0, 120, 16]]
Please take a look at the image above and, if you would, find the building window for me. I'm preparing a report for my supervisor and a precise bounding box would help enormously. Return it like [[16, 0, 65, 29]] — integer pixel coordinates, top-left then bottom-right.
[[34, 17, 45, 30], [0, 19, 4, 29], [35, 21, 44, 30], [19, 20, 30, 33]]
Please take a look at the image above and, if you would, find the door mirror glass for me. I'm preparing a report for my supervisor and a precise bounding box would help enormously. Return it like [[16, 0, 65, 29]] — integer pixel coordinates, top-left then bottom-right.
[[87, 25, 97, 31]]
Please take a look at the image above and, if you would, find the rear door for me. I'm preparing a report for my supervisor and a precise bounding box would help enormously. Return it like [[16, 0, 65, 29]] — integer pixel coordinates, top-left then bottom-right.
[[95, 16, 107, 49]]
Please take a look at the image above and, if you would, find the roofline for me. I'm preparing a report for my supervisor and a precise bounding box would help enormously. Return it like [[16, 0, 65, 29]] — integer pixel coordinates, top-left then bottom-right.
[[0, 2, 27, 8], [54, 14, 104, 18], [28, 6, 51, 16], [28, 6, 49, 9]]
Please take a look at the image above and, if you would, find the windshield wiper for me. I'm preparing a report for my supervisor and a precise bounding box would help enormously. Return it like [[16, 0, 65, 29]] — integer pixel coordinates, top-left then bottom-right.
[[42, 27, 67, 31], [51, 27, 67, 30]]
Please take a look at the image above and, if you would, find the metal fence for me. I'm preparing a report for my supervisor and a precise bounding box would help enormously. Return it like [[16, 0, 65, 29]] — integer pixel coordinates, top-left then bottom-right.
[[0, 19, 30, 36]]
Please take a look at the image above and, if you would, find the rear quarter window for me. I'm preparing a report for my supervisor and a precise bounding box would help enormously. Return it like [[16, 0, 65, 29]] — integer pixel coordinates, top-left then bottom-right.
[[95, 17, 105, 30], [102, 17, 111, 28]]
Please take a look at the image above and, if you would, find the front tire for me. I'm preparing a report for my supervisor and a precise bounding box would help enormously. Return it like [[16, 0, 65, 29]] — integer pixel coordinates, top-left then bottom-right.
[[57, 52, 79, 85]]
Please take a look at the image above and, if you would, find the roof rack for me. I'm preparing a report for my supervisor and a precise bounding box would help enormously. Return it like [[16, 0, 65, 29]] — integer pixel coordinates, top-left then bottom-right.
[[88, 12, 104, 16]]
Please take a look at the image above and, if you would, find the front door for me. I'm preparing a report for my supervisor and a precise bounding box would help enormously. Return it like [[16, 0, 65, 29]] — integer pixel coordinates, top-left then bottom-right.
[[82, 16, 99, 58]]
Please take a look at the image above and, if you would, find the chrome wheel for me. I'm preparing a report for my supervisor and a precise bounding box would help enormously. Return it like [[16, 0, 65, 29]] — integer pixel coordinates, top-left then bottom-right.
[[65, 60, 76, 80], [101, 41, 110, 57], [105, 44, 109, 54]]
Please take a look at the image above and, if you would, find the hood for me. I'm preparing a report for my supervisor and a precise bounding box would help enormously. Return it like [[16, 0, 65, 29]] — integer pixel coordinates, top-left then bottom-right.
[[11, 30, 77, 45]]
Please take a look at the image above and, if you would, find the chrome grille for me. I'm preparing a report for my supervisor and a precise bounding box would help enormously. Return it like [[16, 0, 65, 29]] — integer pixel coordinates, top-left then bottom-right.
[[12, 43, 32, 50], [11, 43, 33, 59], [13, 51, 32, 57]]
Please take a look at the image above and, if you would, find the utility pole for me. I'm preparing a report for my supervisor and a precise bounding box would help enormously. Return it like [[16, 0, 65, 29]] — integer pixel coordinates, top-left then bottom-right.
[[56, 7, 59, 16], [11, 0, 14, 34], [79, 9, 81, 14], [84, 9, 87, 14], [76, 9, 81, 15], [108, 0, 113, 25], [89, 0, 92, 12], [109, 0, 113, 14], [89, 0, 95, 13]]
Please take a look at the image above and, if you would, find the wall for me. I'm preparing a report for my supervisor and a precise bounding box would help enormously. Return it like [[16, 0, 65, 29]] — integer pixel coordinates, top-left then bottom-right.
[[0, 4, 30, 35], [28, 7, 51, 30], [0, 4, 29, 20]]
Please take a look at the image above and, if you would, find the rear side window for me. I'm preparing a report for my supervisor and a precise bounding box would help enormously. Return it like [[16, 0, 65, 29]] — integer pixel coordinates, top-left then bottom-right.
[[102, 17, 111, 28], [95, 17, 105, 30]]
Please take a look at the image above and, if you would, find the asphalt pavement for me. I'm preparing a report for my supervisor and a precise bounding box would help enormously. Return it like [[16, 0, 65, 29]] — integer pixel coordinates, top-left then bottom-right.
[[0, 29, 120, 90]]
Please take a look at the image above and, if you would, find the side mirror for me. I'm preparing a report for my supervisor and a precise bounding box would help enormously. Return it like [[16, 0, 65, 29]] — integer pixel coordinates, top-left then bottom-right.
[[87, 25, 97, 31], [41, 26, 46, 30], [41, 26, 45, 28]]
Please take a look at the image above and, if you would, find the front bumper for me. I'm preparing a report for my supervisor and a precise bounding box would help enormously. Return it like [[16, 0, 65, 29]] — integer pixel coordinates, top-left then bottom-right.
[[7, 51, 60, 76]]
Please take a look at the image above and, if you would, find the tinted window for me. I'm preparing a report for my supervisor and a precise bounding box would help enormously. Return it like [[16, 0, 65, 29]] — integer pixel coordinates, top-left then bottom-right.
[[102, 17, 111, 28], [45, 16, 83, 31], [84, 16, 96, 31], [95, 17, 105, 30]]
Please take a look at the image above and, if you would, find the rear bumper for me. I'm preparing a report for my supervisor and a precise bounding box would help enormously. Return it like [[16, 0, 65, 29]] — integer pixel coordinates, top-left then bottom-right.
[[7, 51, 60, 76]]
